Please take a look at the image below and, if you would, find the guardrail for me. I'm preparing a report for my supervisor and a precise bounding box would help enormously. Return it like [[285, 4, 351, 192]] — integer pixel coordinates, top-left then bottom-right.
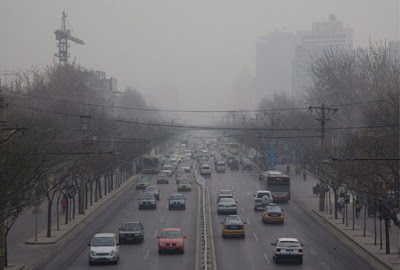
[[194, 167, 216, 270]]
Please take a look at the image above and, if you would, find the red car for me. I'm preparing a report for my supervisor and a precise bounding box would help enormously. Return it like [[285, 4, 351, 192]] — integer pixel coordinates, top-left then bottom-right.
[[157, 228, 186, 254]]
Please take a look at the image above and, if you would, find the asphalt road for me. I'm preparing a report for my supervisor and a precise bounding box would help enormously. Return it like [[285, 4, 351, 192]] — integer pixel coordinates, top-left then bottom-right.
[[40, 174, 198, 270], [206, 163, 378, 270], [39, 159, 380, 270]]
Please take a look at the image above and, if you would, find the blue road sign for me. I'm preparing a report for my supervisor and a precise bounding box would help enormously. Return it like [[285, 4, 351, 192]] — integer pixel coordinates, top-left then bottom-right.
[[267, 146, 277, 166]]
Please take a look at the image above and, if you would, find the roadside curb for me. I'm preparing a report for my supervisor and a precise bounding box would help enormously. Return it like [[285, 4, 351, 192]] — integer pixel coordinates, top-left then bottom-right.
[[311, 209, 395, 270], [24, 174, 141, 270], [5, 265, 25, 270]]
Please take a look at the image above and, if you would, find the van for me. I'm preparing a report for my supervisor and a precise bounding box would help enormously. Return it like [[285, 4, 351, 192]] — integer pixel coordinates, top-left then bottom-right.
[[200, 164, 211, 178]]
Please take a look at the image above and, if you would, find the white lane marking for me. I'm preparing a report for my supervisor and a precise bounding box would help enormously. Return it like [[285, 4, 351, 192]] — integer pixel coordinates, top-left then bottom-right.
[[144, 249, 150, 260], [320, 261, 330, 270], [263, 253, 270, 263], [310, 248, 317, 256], [241, 207, 245, 212], [153, 230, 158, 238], [246, 218, 251, 225], [160, 215, 164, 223], [253, 232, 259, 242]]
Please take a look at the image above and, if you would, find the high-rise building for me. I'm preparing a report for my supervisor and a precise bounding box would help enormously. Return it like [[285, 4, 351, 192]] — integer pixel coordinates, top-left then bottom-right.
[[292, 14, 353, 102], [389, 40, 400, 60], [255, 31, 296, 102]]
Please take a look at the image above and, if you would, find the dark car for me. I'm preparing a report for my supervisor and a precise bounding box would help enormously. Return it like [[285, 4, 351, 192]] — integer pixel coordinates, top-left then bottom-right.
[[168, 194, 187, 210], [144, 186, 160, 200], [138, 193, 157, 210], [118, 221, 144, 244]]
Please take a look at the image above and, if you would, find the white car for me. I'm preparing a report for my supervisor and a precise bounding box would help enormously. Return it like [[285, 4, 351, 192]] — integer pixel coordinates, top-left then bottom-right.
[[271, 238, 303, 264], [88, 233, 119, 265]]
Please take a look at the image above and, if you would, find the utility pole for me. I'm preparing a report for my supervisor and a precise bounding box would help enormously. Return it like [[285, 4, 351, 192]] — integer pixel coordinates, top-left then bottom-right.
[[309, 104, 338, 212], [79, 104, 90, 215], [0, 79, 7, 270]]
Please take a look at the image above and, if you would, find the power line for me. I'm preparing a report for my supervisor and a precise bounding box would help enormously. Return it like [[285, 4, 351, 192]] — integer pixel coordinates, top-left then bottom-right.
[[8, 102, 399, 132], [4, 90, 395, 114]]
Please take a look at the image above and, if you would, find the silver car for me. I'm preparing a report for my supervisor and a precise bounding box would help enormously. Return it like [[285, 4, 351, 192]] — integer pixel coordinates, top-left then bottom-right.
[[217, 198, 237, 215], [144, 186, 160, 200], [88, 233, 119, 265], [271, 238, 303, 264]]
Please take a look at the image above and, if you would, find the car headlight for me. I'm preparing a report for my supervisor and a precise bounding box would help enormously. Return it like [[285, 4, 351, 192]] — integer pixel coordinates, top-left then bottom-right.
[[176, 241, 183, 246], [90, 251, 96, 256], [159, 242, 166, 246], [109, 250, 115, 256]]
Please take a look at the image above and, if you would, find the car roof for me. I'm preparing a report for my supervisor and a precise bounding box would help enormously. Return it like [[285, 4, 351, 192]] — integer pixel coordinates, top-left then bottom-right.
[[94, 233, 115, 238], [278, 238, 300, 242], [145, 186, 157, 189], [170, 193, 183, 197], [219, 198, 235, 202], [219, 190, 233, 193]]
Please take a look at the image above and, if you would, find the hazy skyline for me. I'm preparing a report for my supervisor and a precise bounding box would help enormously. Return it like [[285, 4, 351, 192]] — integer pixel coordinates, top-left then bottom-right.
[[1, 0, 398, 111]]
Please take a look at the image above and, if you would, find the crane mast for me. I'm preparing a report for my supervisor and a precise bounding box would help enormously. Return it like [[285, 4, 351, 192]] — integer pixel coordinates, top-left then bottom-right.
[[54, 10, 84, 64]]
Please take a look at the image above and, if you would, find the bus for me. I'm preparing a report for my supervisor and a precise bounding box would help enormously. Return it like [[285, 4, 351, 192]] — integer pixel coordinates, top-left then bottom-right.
[[228, 143, 239, 155], [142, 155, 161, 174], [259, 171, 290, 202]]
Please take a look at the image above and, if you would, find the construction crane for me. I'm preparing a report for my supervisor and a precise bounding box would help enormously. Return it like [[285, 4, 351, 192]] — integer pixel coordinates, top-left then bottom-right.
[[54, 10, 85, 64]]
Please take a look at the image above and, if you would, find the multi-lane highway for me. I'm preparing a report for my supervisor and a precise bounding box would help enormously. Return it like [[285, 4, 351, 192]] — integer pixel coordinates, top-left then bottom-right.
[[40, 174, 198, 270], [40, 159, 378, 270], [207, 165, 377, 270]]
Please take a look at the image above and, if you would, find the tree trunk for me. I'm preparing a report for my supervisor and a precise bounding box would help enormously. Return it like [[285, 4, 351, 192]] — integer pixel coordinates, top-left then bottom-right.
[[352, 194, 355, 230], [104, 175, 108, 196], [99, 178, 102, 199], [0, 220, 5, 269], [385, 215, 391, 254], [90, 181, 93, 206], [334, 190, 338, 219], [374, 212, 377, 245], [56, 193, 60, 231], [72, 197, 75, 219], [363, 201, 367, 237], [47, 197, 53, 237], [65, 198, 69, 225]]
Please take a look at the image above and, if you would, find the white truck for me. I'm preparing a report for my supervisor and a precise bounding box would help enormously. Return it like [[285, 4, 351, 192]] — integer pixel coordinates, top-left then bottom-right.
[[253, 190, 273, 211]]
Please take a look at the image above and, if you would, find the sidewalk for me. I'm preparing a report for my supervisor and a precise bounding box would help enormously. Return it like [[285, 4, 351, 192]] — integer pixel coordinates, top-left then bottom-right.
[[6, 174, 140, 270], [284, 166, 400, 270]]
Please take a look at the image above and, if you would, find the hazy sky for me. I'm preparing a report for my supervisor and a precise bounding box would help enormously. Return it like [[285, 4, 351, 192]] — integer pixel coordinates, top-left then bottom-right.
[[0, 0, 398, 112]]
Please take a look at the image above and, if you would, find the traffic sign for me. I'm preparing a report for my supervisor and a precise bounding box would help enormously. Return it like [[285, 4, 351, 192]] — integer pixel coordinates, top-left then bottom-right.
[[267, 146, 277, 166]]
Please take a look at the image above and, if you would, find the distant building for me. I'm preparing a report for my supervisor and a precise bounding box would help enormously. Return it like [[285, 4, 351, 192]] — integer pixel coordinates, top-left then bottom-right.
[[87, 71, 119, 116], [292, 14, 353, 102], [389, 40, 400, 60], [255, 31, 296, 101]]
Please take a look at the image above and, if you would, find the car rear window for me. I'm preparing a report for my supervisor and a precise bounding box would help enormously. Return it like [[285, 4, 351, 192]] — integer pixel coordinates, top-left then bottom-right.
[[279, 241, 301, 247]]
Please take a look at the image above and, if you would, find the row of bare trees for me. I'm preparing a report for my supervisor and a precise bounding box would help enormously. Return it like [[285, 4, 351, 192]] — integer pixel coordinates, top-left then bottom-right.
[[0, 63, 177, 268], [237, 43, 399, 254]]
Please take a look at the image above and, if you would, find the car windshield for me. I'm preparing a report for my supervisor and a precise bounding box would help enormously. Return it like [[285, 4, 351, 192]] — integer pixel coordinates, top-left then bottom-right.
[[160, 231, 182, 239], [141, 195, 153, 200], [120, 223, 141, 230], [279, 241, 301, 247], [145, 187, 157, 192], [170, 195, 183, 200], [159, 173, 167, 177], [92, 237, 115, 247]]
